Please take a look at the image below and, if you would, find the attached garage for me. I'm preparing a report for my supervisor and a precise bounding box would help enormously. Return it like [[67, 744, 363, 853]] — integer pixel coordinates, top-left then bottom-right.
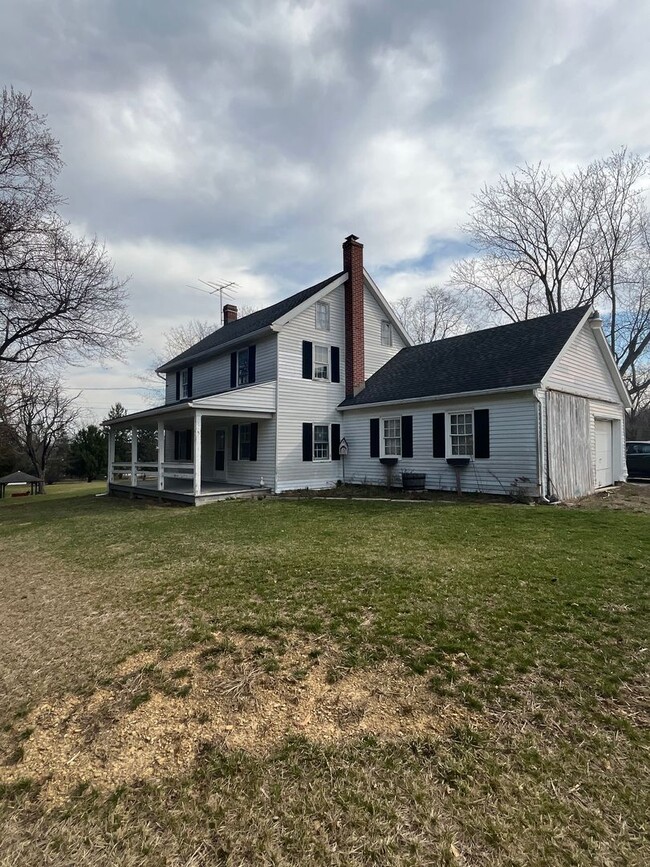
[[594, 419, 614, 488]]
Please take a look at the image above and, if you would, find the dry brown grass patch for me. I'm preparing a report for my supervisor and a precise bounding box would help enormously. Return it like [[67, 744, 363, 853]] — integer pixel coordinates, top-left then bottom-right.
[[0, 632, 473, 806]]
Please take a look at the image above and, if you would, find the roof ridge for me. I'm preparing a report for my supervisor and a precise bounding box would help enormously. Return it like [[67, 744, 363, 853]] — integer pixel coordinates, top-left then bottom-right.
[[159, 270, 345, 371], [399, 305, 591, 352]]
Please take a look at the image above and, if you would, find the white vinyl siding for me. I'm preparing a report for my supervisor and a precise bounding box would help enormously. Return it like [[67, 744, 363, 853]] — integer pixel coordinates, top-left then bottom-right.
[[364, 284, 406, 380], [342, 393, 540, 496], [275, 283, 346, 491], [545, 323, 621, 402], [165, 333, 276, 405]]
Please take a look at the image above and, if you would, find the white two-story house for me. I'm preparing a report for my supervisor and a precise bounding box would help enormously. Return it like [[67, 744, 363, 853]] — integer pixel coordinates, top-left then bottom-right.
[[105, 235, 630, 504]]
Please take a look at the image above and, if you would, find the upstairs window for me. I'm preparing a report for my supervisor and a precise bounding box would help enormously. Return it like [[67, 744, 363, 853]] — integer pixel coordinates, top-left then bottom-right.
[[176, 367, 192, 400], [382, 417, 401, 456], [315, 301, 330, 331], [449, 412, 473, 456], [381, 320, 393, 346], [313, 425, 330, 460], [313, 345, 329, 380], [237, 348, 249, 386], [180, 369, 189, 399]]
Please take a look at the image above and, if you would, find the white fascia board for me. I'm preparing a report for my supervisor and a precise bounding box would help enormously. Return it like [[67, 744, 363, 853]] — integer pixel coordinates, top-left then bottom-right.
[[590, 325, 632, 409], [104, 402, 275, 427], [271, 273, 349, 330], [338, 383, 540, 411], [362, 269, 412, 347], [156, 326, 273, 374], [103, 402, 194, 426]]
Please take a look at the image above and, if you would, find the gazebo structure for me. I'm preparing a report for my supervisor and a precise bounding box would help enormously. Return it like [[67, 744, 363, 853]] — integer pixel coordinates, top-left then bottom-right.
[[0, 471, 44, 499]]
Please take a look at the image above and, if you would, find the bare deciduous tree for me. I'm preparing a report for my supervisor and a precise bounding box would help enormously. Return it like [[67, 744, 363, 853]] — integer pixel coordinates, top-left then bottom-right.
[[0, 86, 139, 365], [450, 148, 650, 412], [0, 369, 78, 479], [394, 286, 473, 343]]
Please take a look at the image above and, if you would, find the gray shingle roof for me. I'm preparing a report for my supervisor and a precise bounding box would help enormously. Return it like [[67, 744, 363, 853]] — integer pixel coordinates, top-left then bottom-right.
[[340, 306, 591, 407], [158, 271, 345, 372]]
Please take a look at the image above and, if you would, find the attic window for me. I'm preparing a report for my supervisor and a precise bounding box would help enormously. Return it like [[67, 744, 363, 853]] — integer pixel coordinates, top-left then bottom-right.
[[315, 301, 330, 331], [381, 320, 393, 346]]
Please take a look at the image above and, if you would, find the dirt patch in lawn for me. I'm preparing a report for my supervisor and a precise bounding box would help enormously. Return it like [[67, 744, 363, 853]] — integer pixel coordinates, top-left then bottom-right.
[[566, 481, 650, 513], [0, 632, 472, 806]]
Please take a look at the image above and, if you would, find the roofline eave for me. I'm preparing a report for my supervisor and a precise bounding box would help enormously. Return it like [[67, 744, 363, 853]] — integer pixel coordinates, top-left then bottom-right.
[[338, 382, 542, 410]]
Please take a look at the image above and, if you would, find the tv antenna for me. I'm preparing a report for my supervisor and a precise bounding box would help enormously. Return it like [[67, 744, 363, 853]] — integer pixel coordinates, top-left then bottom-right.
[[186, 278, 242, 326]]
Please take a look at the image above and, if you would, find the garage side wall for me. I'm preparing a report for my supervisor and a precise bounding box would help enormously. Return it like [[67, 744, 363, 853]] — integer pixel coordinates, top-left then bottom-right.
[[545, 390, 592, 499]]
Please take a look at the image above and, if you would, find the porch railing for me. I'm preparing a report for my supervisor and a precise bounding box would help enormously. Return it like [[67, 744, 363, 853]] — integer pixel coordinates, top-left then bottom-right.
[[109, 461, 195, 488]]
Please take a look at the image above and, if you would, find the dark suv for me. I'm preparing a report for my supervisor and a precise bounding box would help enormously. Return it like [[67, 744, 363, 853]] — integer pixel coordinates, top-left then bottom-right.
[[626, 441, 650, 478]]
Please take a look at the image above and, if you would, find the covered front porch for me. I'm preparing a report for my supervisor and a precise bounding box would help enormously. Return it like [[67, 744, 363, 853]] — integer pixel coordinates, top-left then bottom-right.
[[106, 395, 275, 505]]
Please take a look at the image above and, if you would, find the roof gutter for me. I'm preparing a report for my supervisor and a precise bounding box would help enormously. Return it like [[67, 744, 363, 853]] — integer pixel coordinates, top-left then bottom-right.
[[156, 325, 273, 374], [338, 382, 542, 411]]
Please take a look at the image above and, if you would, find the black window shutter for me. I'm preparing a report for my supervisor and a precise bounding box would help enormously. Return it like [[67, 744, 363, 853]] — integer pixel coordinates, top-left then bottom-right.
[[370, 418, 380, 458], [402, 415, 413, 458], [250, 422, 258, 462], [230, 352, 237, 388], [432, 413, 446, 458], [231, 424, 239, 461], [302, 423, 313, 461], [248, 345, 256, 384], [331, 423, 341, 461], [186, 429, 193, 462], [331, 346, 340, 383], [187, 367, 193, 398], [175, 371, 180, 401], [474, 409, 490, 459], [174, 430, 180, 460], [302, 341, 313, 379]]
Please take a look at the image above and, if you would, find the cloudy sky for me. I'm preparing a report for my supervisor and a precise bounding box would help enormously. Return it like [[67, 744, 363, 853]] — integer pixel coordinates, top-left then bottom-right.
[[2, 0, 650, 421]]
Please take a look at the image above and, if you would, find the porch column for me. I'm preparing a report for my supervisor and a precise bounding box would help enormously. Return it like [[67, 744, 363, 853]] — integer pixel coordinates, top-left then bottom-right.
[[157, 420, 165, 491], [107, 426, 115, 489], [131, 424, 138, 486], [193, 412, 202, 497]]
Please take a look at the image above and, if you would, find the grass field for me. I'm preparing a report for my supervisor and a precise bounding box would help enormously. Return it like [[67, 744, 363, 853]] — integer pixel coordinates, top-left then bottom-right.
[[0, 482, 648, 865]]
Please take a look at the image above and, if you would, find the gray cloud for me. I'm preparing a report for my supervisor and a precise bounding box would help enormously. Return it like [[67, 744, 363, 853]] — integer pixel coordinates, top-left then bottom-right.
[[2, 0, 649, 419]]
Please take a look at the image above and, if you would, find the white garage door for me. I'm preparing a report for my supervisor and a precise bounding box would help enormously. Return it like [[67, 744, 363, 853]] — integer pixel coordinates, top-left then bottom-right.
[[595, 420, 614, 488]]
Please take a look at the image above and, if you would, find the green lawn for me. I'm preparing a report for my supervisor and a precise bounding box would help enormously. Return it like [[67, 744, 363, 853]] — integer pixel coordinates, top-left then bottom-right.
[[0, 485, 648, 865]]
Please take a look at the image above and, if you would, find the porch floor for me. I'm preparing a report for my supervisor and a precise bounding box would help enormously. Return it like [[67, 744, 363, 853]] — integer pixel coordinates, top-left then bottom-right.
[[109, 478, 270, 506]]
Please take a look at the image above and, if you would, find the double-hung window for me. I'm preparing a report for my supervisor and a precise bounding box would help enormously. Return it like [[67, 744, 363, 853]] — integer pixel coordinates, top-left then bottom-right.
[[313, 345, 329, 380], [382, 417, 401, 456], [449, 412, 473, 456], [180, 368, 189, 399], [313, 425, 330, 461], [239, 423, 251, 460], [237, 349, 249, 386], [315, 301, 330, 331], [381, 320, 393, 346]]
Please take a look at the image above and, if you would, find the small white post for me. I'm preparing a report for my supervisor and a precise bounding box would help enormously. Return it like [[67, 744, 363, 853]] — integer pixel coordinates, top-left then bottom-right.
[[131, 424, 138, 487], [157, 420, 165, 491], [107, 427, 115, 489], [193, 412, 202, 497]]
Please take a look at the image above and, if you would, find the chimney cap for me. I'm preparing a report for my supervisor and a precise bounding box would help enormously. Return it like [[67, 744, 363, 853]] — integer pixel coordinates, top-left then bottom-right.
[[344, 234, 360, 243]]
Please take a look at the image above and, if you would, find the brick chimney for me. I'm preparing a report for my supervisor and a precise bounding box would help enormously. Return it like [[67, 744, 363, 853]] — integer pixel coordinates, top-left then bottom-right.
[[343, 234, 365, 396], [223, 304, 238, 325]]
